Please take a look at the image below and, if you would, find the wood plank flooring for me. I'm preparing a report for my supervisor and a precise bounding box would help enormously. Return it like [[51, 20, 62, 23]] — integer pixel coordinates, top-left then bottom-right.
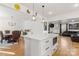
[[53, 36, 79, 56], [0, 36, 79, 56], [0, 37, 24, 56]]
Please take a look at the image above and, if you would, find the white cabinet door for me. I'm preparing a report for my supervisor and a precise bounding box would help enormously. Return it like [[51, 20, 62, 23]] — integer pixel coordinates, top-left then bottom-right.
[[24, 37, 31, 56], [39, 37, 53, 55], [30, 39, 40, 56], [24, 37, 40, 56]]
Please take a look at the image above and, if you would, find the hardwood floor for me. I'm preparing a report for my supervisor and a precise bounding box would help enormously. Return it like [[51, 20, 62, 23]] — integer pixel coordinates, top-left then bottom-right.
[[0, 37, 24, 56], [0, 36, 79, 56], [53, 36, 79, 56]]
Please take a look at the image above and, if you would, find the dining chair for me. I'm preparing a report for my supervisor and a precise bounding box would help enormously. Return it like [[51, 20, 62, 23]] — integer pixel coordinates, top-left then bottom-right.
[[12, 31, 21, 43], [0, 31, 4, 43]]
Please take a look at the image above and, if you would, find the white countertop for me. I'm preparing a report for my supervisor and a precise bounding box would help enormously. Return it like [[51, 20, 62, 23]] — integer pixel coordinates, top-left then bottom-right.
[[23, 33, 58, 40]]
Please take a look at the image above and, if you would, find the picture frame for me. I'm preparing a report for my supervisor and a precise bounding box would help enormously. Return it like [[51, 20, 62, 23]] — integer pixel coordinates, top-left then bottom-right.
[[69, 23, 79, 30]]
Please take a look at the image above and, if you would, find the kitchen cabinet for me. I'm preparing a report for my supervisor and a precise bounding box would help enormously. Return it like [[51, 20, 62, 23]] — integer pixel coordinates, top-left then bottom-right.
[[24, 37, 31, 56], [24, 34, 58, 56]]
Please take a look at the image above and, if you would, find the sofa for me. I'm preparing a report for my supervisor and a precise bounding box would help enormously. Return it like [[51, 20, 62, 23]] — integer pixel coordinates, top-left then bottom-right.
[[62, 31, 79, 42]]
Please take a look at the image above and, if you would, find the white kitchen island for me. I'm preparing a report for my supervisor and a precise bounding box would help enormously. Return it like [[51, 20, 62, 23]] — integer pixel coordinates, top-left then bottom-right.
[[23, 33, 58, 56]]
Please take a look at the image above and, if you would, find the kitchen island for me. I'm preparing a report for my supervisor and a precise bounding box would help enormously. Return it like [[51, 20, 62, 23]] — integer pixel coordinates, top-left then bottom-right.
[[23, 33, 58, 56]]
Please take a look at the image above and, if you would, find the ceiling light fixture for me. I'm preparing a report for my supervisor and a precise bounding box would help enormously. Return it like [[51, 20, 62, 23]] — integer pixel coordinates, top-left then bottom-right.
[[32, 15, 36, 20], [14, 4, 21, 11], [32, 3, 37, 21], [27, 9, 31, 14], [71, 20, 74, 22], [74, 3, 79, 7], [42, 5, 45, 22]]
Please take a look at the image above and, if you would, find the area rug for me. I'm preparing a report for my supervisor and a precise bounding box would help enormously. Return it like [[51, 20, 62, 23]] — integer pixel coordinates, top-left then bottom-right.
[[0, 40, 12, 49]]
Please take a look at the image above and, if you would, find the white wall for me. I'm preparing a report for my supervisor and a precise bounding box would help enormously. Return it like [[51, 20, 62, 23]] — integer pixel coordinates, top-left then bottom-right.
[[61, 24, 66, 32]]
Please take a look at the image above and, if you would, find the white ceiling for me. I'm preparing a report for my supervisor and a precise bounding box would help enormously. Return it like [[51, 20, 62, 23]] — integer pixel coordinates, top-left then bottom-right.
[[22, 3, 79, 18], [1, 3, 79, 23]]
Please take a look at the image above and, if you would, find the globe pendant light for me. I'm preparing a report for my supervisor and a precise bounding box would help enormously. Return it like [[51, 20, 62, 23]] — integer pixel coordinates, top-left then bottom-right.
[[27, 9, 31, 14], [32, 15, 36, 20], [14, 4, 21, 11]]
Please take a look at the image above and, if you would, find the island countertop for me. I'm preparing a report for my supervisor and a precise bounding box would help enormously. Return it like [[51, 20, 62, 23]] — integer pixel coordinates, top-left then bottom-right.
[[23, 33, 58, 40]]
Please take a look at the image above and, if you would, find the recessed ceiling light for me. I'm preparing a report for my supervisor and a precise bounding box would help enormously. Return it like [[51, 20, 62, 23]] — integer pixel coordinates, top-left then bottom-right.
[[48, 11, 52, 15], [71, 20, 74, 22], [74, 4, 79, 7]]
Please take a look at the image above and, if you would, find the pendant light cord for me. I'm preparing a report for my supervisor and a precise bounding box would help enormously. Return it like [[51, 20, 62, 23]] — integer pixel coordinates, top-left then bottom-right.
[[42, 5, 45, 20], [33, 3, 34, 16]]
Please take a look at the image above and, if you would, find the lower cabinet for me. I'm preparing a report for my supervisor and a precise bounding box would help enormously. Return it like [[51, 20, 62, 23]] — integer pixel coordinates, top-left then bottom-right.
[[24, 37, 31, 56], [24, 37, 57, 56]]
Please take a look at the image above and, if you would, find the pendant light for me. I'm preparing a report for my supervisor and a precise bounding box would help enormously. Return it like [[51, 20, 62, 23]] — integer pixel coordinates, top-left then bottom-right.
[[14, 4, 21, 11], [32, 3, 37, 21], [42, 5, 45, 22]]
